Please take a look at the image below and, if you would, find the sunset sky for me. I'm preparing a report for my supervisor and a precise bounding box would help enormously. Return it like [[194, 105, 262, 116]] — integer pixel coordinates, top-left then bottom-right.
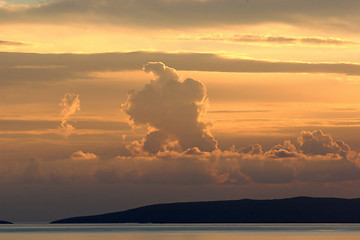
[[1, 0, 360, 222]]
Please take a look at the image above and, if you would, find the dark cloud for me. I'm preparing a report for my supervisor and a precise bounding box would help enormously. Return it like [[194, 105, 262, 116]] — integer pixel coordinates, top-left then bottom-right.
[[238, 157, 295, 184], [1, 0, 360, 31], [265, 140, 298, 158], [0, 40, 27, 46], [142, 130, 174, 154], [97, 153, 216, 185], [2, 51, 360, 85], [0, 119, 58, 131], [299, 37, 356, 45], [0, 65, 79, 82], [295, 156, 360, 183], [1, 129, 360, 189], [238, 143, 263, 155]]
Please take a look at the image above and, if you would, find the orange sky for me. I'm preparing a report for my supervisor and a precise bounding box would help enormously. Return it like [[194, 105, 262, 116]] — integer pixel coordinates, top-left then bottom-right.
[[1, 0, 360, 222]]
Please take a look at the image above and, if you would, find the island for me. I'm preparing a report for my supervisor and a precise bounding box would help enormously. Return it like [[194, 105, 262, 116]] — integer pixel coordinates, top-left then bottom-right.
[[51, 196, 360, 223], [0, 221, 12, 224]]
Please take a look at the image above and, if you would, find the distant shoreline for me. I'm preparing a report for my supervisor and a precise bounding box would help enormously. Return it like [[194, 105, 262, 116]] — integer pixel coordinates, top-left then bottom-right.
[[0, 221, 13, 224], [51, 197, 360, 224]]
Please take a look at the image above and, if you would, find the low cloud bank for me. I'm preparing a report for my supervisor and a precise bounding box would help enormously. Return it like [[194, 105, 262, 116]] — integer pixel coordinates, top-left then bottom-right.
[[101, 129, 357, 185]]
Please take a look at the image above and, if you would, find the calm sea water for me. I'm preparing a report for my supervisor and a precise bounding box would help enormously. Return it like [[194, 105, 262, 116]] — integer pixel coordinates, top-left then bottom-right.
[[1, 223, 360, 240]]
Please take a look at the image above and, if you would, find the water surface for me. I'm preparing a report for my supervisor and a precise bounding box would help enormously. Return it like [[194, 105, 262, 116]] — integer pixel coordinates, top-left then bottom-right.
[[1, 223, 360, 240]]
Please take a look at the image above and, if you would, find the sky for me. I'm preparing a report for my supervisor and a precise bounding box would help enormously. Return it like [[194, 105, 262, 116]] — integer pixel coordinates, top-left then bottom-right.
[[1, 0, 360, 222]]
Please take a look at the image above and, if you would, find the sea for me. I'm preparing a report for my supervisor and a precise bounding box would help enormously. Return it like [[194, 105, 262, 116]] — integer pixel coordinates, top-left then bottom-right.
[[1, 223, 360, 240]]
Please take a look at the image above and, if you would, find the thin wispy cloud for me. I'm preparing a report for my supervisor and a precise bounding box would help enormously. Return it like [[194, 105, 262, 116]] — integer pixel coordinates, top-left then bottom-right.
[[59, 93, 80, 136], [71, 150, 98, 160], [0, 40, 27, 46], [176, 34, 359, 46]]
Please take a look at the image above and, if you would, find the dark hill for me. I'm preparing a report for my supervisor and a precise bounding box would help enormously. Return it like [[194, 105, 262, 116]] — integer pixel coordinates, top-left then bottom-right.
[[51, 197, 360, 223], [0, 221, 12, 224]]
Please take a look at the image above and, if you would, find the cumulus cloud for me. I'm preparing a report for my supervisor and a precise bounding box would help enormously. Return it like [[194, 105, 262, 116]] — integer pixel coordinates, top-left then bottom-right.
[[94, 142, 359, 185], [265, 140, 298, 158], [59, 93, 80, 135], [117, 64, 360, 185], [238, 144, 263, 155], [0, 132, 359, 186], [298, 130, 351, 157], [3, 65, 359, 188], [71, 151, 98, 160], [122, 62, 217, 153], [142, 130, 176, 154]]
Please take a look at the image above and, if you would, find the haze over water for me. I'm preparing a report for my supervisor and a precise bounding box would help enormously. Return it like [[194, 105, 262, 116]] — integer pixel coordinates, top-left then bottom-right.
[[1, 224, 360, 240]]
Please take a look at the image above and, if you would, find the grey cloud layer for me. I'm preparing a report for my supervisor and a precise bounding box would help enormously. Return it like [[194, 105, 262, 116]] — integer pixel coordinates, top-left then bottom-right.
[[1, 0, 360, 30], [0, 40, 27, 46], [2, 51, 360, 84], [89, 130, 360, 185]]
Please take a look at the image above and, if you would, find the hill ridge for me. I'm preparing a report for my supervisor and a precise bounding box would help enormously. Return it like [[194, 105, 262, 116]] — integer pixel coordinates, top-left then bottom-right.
[[0, 221, 12, 224], [51, 196, 360, 224]]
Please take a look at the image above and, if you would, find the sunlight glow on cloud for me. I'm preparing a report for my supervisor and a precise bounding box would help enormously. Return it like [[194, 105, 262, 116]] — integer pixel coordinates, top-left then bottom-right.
[[71, 150, 98, 160], [59, 93, 80, 136], [175, 34, 359, 46], [2, 0, 360, 223], [122, 62, 218, 153], [21, 63, 355, 189], [110, 63, 360, 185]]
